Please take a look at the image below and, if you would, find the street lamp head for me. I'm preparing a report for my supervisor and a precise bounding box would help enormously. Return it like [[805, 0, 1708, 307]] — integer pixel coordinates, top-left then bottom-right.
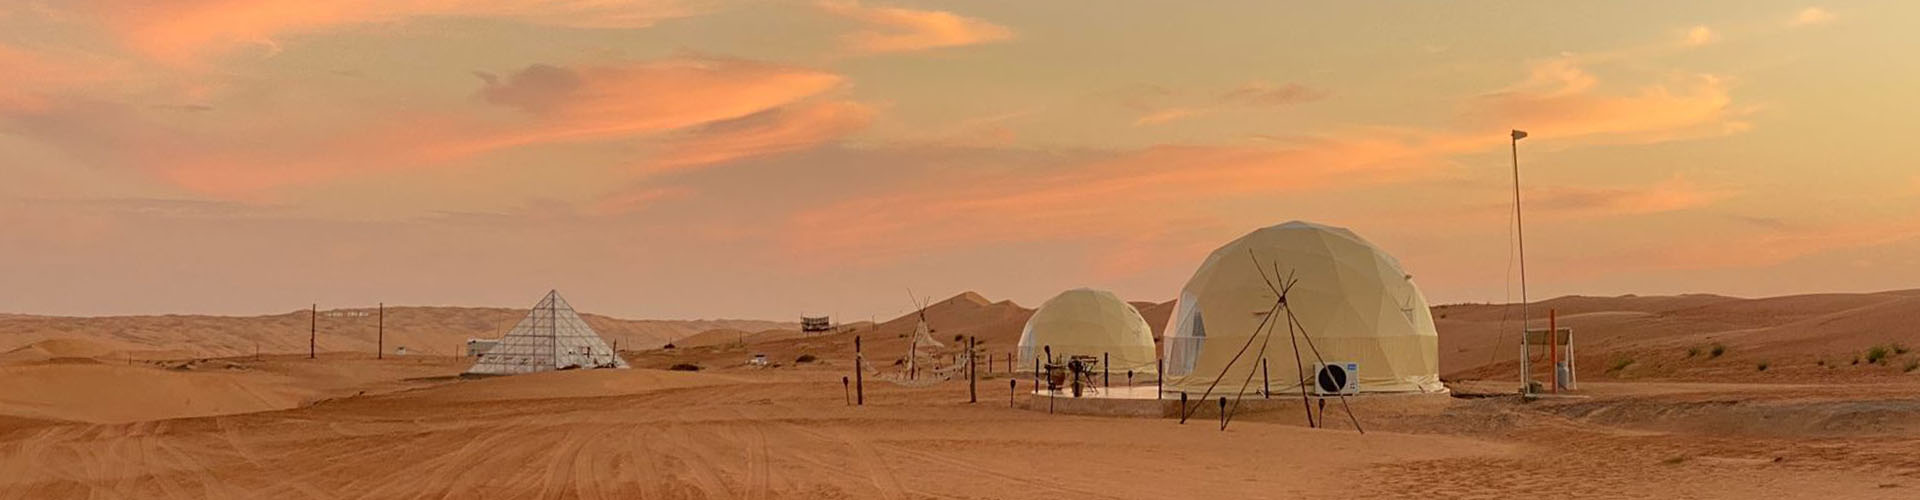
[[1511, 129, 1529, 141]]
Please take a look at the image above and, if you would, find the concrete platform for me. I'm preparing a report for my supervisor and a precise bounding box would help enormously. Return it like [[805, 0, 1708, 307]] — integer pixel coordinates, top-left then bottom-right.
[[1013, 385, 1305, 418]]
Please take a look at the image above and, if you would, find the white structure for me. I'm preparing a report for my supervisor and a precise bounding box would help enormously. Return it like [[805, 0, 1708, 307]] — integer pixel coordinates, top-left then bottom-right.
[[465, 290, 629, 375], [1016, 288, 1158, 376], [466, 339, 499, 357], [1162, 221, 1443, 395]]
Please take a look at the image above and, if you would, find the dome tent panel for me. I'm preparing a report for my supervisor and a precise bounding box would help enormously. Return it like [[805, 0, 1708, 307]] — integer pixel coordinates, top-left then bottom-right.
[[1160, 221, 1441, 395], [1017, 288, 1159, 377]]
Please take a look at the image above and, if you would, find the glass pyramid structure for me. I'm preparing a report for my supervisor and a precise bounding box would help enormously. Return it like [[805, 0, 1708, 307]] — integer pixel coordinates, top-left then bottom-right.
[[465, 290, 630, 375]]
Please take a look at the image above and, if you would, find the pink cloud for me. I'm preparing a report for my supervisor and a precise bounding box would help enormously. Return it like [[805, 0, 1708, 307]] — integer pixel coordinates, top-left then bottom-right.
[[426, 57, 846, 161], [65, 0, 701, 64], [4, 55, 852, 197], [1526, 175, 1733, 218], [819, 0, 1013, 54], [647, 100, 874, 172], [1475, 56, 1740, 144]]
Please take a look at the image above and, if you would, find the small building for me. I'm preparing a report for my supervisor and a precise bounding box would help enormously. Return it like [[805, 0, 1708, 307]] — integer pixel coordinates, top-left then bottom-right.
[[466, 339, 500, 357]]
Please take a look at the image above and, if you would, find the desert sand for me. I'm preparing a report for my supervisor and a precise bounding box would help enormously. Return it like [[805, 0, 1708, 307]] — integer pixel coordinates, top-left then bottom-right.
[[3, 290, 1920, 498]]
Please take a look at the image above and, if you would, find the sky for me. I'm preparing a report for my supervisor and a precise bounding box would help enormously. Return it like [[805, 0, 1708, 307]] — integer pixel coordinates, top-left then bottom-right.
[[3, 1, 1918, 320]]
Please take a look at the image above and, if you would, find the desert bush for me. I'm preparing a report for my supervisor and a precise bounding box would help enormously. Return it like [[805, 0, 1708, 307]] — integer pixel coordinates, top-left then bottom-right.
[[1867, 346, 1891, 364], [795, 353, 818, 363], [1852, 356, 1862, 366], [1894, 343, 1911, 355], [1906, 360, 1920, 373], [1686, 346, 1700, 358], [1608, 358, 1634, 372], [1756, 361, 1769, 372], [669, 363, 701, 371], [1709, 344, 1727, 358]]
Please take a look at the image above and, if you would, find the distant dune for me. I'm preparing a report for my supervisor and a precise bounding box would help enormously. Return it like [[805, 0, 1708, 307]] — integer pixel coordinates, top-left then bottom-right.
[[0, 307, 796, 360]]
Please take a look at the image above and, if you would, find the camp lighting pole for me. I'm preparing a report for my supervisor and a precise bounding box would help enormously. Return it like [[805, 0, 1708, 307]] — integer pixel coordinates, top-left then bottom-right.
[[1511, 129, 1530, 396]]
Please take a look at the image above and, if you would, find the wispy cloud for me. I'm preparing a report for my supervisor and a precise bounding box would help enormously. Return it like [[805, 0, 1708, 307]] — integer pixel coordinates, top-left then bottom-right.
[[818, 0, 1013, 54], [64, 0, 703, 64], [1682, 25, 1719, 46], [1790, 7, 1835, 27]]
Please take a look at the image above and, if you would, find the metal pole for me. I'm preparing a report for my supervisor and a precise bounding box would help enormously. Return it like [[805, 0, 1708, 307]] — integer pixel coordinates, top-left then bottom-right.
[[1549, 309, 1559, 393], [1512, 131, 1531, 395], [854, 336, 865, 406]]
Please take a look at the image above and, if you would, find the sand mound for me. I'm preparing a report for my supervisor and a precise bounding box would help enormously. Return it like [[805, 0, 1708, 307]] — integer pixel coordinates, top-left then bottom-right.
[[0, 308, 795, 360]]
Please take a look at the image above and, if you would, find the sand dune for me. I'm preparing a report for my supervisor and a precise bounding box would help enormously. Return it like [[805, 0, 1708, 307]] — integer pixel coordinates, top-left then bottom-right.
[[5, 290, 1920, 498], [0, 307, 795, 361]]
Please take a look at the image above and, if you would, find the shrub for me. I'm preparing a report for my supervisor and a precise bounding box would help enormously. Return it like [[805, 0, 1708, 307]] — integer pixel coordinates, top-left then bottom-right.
[[1906, 360, 1920, 373], [1895, 343, 1911, 355], [1709, 344, 1727, 358], [662, 343, 677, 350], [1686, 346, 1700, 358], [669, 363, 701, 371], [953, 334, 964, 342], [1867, 346, 1891, 364], [795, 353, 818, 363], [1608, 358, 1634, 372], [1756, 361, 1769, 372], [1816, 359, 1826, 367], [1852, 356, 1862, 366]]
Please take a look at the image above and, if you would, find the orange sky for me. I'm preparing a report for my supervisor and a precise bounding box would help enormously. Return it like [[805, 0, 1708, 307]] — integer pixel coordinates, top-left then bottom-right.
[[3, 1, 1917, 319]]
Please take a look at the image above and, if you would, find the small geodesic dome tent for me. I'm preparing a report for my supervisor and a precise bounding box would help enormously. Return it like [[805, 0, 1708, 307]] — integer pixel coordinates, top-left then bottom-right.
[[1161, 221, 1442, 394], [1017, 288, 1158, 376], [466, 290, 629, 375]]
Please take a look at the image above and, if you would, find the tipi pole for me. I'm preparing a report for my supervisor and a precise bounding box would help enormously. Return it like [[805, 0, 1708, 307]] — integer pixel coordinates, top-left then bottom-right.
[[1262, 358, 1270, 399], [854, 336, 865, 406], [1103, 352, 1110, 388]]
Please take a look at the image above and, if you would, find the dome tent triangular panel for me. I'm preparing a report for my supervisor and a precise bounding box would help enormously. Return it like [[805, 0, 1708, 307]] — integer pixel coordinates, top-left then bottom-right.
[[1017, 288, 1158, 376], [1160, 221, 1442, 395], [465, 290, 630, 375]]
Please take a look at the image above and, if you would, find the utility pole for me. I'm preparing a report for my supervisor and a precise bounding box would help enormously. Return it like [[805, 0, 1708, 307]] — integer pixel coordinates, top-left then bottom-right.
[[309, 303, 317, 360], [1511, 129, 1531, 395], [377, 302, 385, 360]]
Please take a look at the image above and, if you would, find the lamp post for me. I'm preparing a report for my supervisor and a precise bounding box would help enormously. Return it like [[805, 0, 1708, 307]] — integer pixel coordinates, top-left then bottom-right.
[[1510, 129, 1530, 396]]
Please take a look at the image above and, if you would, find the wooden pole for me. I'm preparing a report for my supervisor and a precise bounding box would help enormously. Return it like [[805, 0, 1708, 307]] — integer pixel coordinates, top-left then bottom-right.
[[377, 302, 384, 360], [854, 336, 865, 406], [1103, 352, 1110, 388], [968, 336, 978, 404], [1157, 358, 1163, 400], [309, 303, 316, 360], [1010, 379, 1017, 407], [1179, 392, 1189, 424], [1218, 397, 1228, 430], [842, 376, 850, 406], [1262, 358, 1270, 399]]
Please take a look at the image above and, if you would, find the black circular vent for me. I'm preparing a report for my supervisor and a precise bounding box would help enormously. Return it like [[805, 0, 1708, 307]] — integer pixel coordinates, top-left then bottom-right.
[[1315, 364, 1349, 393]]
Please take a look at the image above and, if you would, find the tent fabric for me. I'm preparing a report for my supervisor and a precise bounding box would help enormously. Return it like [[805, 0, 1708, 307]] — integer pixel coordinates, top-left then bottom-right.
[[1161, 221, 1443, 395], [1017, 288, 1159, 376], [466, 290, 630, 375]]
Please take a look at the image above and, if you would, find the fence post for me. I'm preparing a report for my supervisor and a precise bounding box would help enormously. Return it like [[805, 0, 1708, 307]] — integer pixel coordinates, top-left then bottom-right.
[[854, 336, 864, 406]]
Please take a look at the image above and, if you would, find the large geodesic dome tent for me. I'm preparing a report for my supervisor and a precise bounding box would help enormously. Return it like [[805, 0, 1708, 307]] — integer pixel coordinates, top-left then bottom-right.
[[1016, 288, 1158, 376], [1161, 221, 1442, 395]]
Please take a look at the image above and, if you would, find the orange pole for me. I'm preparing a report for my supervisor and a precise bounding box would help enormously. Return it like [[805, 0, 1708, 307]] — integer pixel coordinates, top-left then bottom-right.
[[1548, 309, 1558, 394]]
